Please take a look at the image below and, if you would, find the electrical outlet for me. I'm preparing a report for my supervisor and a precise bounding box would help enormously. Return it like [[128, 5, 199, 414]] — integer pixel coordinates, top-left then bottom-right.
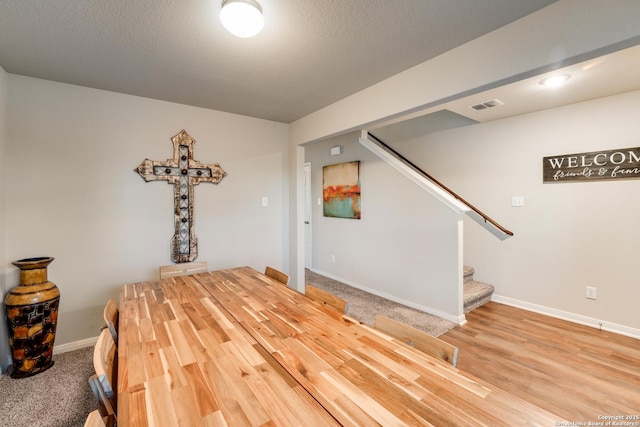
[[511, 196, 525, 207], [261, 196, 268, 207], [331, 254, 336, 263], [586, 286, 597, 300]]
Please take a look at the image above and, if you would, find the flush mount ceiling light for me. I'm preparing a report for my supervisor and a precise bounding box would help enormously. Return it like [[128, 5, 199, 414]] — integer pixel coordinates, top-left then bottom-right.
[[540, 74, 571, 88], [220, 0, 264, 38]]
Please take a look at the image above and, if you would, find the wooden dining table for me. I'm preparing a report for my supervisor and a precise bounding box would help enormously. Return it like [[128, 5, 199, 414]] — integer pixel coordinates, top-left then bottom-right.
[[118, 266, 563, 426]]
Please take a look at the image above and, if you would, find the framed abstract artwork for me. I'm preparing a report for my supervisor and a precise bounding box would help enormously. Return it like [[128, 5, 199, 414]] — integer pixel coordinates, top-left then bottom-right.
[[323, 161, 361, 219]]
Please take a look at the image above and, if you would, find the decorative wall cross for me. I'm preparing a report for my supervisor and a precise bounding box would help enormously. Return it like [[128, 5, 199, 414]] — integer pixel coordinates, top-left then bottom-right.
[[135, 130, 226, 263]]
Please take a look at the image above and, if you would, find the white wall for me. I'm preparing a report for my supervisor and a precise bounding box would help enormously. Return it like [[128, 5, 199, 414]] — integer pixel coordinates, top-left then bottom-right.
[[4, 75, 289, 349], [305, 91, 640, 336], [391, 90, 640, 334], [0, 66, 9, 368], [288, 0, 640, 293], [305, 132, 462, 322]]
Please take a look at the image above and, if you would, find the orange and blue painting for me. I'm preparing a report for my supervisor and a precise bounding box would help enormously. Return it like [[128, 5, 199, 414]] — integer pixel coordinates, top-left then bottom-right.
[[323, 161, 361, 219]]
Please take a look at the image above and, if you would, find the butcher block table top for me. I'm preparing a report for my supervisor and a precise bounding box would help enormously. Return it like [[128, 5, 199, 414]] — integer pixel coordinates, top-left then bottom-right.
[[118, 266, 563, 426]]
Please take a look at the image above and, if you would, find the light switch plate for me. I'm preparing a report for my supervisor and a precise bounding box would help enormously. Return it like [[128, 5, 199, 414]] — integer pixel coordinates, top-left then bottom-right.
[[512, 196, 525, 207]]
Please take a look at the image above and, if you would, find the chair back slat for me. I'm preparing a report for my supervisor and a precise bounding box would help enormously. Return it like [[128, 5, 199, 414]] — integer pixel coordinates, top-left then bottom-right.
[[83, 409, 107, 427], [103, 299, 119, 345], [93, 328, 117, 413], [305, 284, 348, 314], [159, 261, 208, 278], [264, 266, 290, 286], [374, 314, 458, 366]]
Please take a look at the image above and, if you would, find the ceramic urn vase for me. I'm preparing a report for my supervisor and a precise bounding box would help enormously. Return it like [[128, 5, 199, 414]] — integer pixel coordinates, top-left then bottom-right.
[[5, 257, 60, 378]]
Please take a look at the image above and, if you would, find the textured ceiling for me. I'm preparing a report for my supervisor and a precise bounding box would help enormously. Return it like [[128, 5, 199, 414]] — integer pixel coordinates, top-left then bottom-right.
[[0, 0, 557, 123], [373, 43, 640, 141]]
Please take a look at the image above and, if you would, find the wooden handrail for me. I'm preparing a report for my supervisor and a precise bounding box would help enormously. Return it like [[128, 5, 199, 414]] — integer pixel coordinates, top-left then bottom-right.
[[367, 132, 514, 237]]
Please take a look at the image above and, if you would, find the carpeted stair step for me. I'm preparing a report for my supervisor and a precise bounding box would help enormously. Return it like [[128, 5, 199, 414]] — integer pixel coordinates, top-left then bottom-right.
[[463, 265, 494, 313], [463, 265, 475, 282]]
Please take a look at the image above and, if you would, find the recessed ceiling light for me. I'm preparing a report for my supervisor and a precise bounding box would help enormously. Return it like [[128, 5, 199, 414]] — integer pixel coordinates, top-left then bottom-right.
[[220, 0, 264, 38], [540, 74, 571, 88]]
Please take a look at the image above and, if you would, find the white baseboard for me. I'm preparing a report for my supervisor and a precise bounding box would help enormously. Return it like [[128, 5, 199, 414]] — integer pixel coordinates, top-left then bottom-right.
[[492, 294, 640, 340], [310, 268, 466, 325], [1, 356, 11, 374], [53, 336, 99, 354]]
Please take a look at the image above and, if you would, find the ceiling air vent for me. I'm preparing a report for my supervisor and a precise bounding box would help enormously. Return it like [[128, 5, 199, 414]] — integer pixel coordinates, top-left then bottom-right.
[[468, 98, 504, 111]]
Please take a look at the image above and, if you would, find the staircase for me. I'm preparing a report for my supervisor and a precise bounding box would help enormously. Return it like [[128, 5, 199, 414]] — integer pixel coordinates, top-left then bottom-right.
[[463, 266, 494, 313], [360, 132, 514, 240]]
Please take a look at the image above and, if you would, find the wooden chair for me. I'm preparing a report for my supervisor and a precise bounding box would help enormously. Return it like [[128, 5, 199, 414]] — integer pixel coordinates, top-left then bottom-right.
[[88, 375, 116, 427], [84, 409, 107, 427], [93, 328, 117, 414], [102, 298, 118, 345], [305, 284, 348, 314], [373, 314, 458, 366], [159, 261, 208, 278], [264, 266, 290, 286]]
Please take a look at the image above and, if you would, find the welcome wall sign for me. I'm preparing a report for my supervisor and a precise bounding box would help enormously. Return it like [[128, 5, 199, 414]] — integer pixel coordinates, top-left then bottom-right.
[[543, 146, 640, 183]]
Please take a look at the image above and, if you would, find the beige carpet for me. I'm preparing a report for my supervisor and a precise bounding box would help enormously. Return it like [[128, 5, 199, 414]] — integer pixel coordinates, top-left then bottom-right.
[[306, 269, 455, 337], [0, 346, 96, 427]]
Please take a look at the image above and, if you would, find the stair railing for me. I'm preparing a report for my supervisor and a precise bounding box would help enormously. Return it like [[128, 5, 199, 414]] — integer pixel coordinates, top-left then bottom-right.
[[366, 132, 513, 237]]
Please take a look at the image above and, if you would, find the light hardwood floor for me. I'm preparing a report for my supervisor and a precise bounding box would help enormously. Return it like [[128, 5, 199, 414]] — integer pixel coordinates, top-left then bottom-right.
[[440, 302, 640, 422]]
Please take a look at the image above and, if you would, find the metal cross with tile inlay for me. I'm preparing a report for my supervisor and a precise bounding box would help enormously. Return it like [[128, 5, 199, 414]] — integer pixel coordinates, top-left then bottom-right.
[[135, 130, 226, 263]]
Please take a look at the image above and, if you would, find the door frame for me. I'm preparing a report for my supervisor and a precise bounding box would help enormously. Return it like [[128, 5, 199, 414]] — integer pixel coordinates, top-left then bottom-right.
[[304, 162, 312, 269]]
